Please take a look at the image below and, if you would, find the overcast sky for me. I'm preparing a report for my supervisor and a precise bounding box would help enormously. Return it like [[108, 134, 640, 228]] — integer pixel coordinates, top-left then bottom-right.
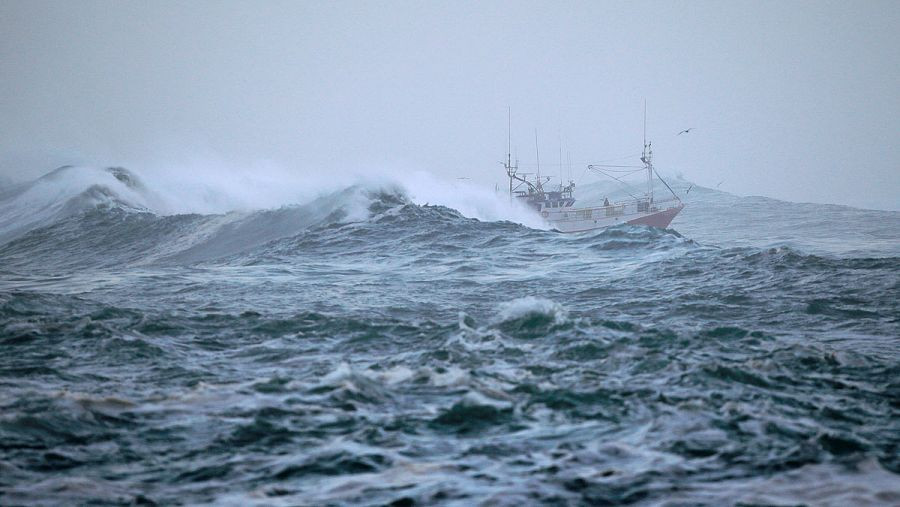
[[2, 0, 898, 209]]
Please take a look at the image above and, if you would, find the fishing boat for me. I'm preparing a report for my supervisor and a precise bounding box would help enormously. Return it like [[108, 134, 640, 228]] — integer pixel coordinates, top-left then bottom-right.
[[504, 120, 683, 233]]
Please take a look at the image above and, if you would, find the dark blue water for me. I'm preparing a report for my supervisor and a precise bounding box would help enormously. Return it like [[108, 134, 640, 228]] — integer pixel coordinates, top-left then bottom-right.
[[1, 167, 898, 505]]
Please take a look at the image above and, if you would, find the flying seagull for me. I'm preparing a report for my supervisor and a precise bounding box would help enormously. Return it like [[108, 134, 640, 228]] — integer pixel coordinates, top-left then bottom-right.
[[716, 180, 724, 188], [677, 128, 694, 136]]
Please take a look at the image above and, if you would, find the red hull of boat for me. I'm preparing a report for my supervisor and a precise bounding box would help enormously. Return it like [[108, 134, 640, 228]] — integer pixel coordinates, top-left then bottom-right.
[[626, 203, 684, 229]]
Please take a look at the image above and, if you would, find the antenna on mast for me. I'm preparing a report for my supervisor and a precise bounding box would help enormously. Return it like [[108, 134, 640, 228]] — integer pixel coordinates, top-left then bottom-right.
[[643, 99, 647, 148], [534, 129, 541, 190], [640, 101, 653, 202], [507, 107, 511, 169], [558, 132, 563, 190], [505, 108, 518, 202]]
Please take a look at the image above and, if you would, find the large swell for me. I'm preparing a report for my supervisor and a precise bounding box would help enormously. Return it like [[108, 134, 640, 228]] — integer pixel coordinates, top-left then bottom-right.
[[1, 166, 898, 505]]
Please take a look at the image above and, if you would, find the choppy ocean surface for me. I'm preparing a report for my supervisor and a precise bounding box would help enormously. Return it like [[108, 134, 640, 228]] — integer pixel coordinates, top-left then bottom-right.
[[1, 166, 898, 506]]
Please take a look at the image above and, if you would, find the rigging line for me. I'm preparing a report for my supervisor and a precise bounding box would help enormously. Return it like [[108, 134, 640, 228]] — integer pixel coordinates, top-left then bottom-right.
[[590, 166, 640, 187], [519, 162, 639, 171], [517, 162, 582, 167], [577, 165, 589, 186], [594, 170, 644, 176], [590, 152, 642, 164], [588, 167, 643, 200], [590, 167, 644, 177], [653, 168, 681, 200], [591, 167, 643, 180], [587, 166, 645, 175]]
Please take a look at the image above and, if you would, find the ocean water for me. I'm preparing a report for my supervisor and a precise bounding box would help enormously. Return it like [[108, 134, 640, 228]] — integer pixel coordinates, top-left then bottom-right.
[[0, 166, 898, 506]]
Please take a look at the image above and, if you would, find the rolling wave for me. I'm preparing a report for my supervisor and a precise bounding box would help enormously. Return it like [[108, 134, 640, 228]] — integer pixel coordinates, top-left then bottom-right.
[[0, 167, 696, 272]]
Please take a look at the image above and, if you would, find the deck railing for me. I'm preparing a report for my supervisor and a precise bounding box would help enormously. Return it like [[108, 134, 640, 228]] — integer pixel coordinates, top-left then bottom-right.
[[553, 197, 681, 223]]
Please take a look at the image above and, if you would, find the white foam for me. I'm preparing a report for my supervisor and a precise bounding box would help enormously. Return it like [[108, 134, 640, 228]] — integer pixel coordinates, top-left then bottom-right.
[[495, 296, 568, 325], [397, 170, 549, 229], [426, 366, 471, 387], [1, 162, 552, 245], [0, 166, 150, 240], [366, 365, 416, 386], [319, 362, 355, 386], [460, 389, 514, 409], [118, 160, 549, 230]]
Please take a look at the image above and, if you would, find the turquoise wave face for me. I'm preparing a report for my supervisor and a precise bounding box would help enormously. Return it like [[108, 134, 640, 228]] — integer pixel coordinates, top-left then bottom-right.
[[0, 175, 898, 505]]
